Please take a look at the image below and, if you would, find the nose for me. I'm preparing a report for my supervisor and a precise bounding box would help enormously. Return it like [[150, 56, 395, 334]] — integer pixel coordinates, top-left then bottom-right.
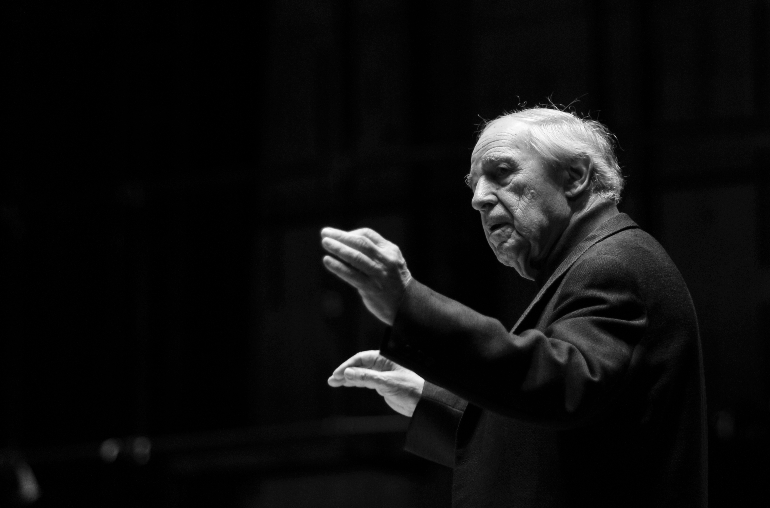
[[471, 176, 497, 212]]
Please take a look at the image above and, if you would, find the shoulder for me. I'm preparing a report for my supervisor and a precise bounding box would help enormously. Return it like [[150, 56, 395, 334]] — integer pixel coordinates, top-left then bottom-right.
[[564, 225, 695, 318], [589, 226, 684, 282]]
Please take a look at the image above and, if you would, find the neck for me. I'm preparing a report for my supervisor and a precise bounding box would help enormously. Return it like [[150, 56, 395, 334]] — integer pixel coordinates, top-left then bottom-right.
[[534, 195, 618, 286]]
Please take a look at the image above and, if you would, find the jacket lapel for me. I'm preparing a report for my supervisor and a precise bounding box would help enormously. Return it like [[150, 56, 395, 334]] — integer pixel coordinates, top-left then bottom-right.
[[511, 213, 639, 333]]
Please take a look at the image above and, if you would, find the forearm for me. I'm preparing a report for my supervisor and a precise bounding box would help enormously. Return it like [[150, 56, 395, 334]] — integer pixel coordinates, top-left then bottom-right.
[[382, 276, 642, 427], [404, 382, 467, 468]]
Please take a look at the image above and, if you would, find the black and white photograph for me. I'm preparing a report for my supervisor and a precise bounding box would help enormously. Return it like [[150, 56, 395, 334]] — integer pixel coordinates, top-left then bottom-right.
[[3, 1, 769, 506]]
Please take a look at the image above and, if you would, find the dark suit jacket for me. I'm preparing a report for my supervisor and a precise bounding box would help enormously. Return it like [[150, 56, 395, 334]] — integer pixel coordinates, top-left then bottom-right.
[[381, 202, 707, 508]]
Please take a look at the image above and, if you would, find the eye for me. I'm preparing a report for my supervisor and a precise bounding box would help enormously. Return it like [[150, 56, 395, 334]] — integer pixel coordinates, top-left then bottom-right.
[[495, 165, 513, 180]]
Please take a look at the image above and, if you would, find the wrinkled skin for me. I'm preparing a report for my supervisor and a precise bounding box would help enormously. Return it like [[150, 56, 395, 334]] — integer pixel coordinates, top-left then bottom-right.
[[467, 118, 574, 280]]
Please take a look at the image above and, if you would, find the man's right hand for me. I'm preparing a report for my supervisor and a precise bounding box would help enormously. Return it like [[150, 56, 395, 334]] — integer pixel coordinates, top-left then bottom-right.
[[328, 350, 424, 417]]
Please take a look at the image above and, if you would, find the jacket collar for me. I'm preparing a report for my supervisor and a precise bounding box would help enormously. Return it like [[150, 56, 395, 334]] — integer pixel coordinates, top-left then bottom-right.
[[512, 201, 639, 333]]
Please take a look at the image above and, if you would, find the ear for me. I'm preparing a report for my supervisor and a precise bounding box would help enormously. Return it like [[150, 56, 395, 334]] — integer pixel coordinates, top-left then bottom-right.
[[563, 154, 592, 199]]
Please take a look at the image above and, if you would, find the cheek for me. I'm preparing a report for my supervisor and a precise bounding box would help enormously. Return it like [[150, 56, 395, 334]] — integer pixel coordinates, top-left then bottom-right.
[[507, 189, 542, 233], [499, 185, 526, 217]]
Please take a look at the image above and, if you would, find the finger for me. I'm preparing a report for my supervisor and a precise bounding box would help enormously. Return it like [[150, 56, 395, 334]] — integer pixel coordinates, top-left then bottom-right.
[[320, 227, 345, 238], [322, 255, 369, 289], [339, 367, 388, 390], [350, 227, 387, 245], [321, 237, 382, 277], [329, 350, 381, 381], [321, 229, 382, 261]]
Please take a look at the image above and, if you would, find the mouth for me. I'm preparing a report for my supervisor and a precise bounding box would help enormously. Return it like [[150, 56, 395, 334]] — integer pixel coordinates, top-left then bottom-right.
[[488, 222, 509, 234]]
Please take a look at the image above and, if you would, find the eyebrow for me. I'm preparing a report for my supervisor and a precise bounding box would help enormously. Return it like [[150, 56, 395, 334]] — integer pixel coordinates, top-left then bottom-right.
[[480, 152, 517, 166], [465, 154, 521, 191]]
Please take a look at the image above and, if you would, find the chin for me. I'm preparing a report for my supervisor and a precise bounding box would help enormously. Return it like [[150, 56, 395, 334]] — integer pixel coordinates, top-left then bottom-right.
[[494, 249, 521, 268], [494, 244, 535, 279]]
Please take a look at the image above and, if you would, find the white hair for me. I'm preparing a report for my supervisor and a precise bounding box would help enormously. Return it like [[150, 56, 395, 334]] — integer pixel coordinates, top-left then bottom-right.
[[481, 107, 625, 203]]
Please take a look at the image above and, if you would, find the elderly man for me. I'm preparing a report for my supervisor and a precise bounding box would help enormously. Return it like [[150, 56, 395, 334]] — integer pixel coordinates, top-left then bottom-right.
[[320, 108, 707, 507]]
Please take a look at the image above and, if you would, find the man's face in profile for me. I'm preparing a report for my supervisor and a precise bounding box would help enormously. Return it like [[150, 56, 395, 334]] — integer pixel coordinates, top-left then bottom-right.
[[467, 119, 571, 279]]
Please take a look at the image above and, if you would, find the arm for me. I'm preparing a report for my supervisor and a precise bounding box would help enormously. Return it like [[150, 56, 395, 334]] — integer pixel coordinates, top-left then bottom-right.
[[382, 255, 646, 428], [320, 227, 645, 428]]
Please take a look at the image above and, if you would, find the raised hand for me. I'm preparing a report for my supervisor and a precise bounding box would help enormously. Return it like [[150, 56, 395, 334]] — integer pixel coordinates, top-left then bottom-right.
[[320, 227, 412, 325], [328, 350, 424, 417]]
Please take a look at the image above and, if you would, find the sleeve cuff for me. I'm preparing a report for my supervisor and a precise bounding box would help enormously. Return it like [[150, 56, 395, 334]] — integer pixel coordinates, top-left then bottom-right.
[[404, 381, 467, 468]]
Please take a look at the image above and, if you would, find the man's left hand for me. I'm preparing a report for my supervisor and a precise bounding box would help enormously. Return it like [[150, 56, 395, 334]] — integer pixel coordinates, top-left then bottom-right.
[[320, 227, 412, 325]]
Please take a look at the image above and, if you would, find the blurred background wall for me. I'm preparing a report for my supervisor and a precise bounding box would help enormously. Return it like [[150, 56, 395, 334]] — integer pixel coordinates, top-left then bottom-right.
[[3, 0, 769, 506]]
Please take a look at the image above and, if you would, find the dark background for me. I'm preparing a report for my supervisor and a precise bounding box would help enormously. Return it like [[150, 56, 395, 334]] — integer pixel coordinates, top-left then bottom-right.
[[3, 0, 769, 506]]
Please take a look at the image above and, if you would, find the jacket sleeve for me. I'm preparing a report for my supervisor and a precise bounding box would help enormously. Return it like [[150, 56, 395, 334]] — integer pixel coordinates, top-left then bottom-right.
[[403, 382, 467, 467], [381, 254, 647, 428]]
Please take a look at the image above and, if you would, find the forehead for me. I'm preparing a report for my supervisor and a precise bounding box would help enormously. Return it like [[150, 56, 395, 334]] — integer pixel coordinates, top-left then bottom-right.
[[471, 118, 532, 168]]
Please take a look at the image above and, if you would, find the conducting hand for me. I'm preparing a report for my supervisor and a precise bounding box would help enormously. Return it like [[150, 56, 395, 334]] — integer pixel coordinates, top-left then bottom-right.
[[320, 227, 412, 326], [328, 350, 424, 417]]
